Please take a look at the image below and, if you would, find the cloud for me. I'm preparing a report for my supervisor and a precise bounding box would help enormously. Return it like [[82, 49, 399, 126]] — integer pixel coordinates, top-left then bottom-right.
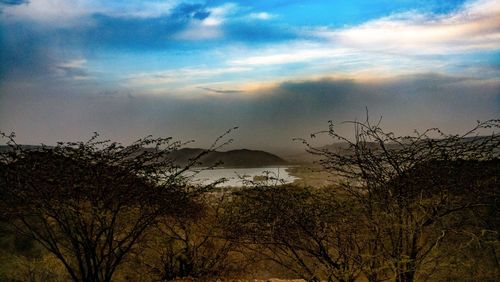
[[2, 73, 498, 151], [229, 42, 352, 66], [224, 0, 500, 78], [197, 87, 243, 94], [170, 3, 209, 20], [57, 59, 86, 69], [1, 0, 498, 102], [247, 12, 276, 20], [172, 23, 222, 40], [172, 3, 237, 40], [1, 0, 97, 26], [126, 66, 252, 88], [0, 0, 181, 26], [55, 59, 92, 80], [312, 0, 500, 54]]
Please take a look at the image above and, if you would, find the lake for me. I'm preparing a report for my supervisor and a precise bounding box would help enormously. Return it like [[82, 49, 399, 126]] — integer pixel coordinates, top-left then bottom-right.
[[188, 167, 298, 187]]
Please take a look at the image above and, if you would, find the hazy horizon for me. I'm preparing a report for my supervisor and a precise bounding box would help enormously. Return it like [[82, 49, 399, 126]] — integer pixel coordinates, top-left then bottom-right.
[[1, 0, 498, 152]]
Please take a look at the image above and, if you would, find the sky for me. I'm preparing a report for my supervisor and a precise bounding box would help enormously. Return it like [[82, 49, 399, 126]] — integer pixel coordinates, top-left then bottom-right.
[[0, 0, 499, 153]]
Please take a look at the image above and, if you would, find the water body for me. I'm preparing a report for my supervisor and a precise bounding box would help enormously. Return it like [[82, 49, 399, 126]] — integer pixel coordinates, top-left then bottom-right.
[[188, 167, 297, 187]]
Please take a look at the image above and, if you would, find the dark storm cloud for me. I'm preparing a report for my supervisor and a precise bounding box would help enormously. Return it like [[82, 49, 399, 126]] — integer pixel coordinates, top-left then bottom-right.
[[1, 73, 498, 152]]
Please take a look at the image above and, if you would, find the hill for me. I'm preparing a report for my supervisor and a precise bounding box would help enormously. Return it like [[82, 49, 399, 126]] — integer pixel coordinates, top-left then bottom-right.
[[167, 148, 288, 168], [0, 145, 287, 168], [285, 141, 407, 164]]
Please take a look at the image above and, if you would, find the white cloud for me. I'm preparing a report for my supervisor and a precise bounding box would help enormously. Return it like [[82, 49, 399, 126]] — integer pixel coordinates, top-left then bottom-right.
[[0, 0, 180, 26], [127, 66, 252, 86], [57, 59, 87, 69], [203, 3, 236, 26], [226, 0, 500, 80], [227, 41, 448, 81], [1, 0, 94, 26], [247, 12, 276, 20], [172, 24, 223, 40], [54, 59, 92, 80], [230, 42, 353, 66], [313, 0, 500, 54]]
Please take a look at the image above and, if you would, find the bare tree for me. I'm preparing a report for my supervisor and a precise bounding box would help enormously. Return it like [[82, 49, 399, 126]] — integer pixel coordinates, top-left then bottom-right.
[[223, 185, 369, 282], [142, 193, 244, 281], [0, 132, 230, 282], [299, 117, 500, 281]]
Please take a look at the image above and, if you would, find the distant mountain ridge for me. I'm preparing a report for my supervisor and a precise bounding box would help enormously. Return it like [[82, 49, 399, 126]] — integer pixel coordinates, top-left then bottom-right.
[[0, 145, 287, 168], [167, 148, 287, 168], [285, 136, 497, 163]]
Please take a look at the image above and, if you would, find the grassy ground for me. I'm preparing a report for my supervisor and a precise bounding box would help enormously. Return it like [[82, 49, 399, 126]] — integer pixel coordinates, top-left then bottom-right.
[[287, 165, 336, 188]]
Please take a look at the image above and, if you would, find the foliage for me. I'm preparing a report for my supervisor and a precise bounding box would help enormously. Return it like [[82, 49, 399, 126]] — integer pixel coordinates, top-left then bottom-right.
[[224, 118, 499, 282], [224, 185, 365, 282], [0, 118, 498, 281], [0, 132, 232, 282], [143, 193, 245, 281], [298, 117, 500, 281]]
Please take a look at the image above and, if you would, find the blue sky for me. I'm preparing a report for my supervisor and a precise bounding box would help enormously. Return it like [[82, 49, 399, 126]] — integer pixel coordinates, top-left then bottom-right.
[[0, 0, 498, 150]]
